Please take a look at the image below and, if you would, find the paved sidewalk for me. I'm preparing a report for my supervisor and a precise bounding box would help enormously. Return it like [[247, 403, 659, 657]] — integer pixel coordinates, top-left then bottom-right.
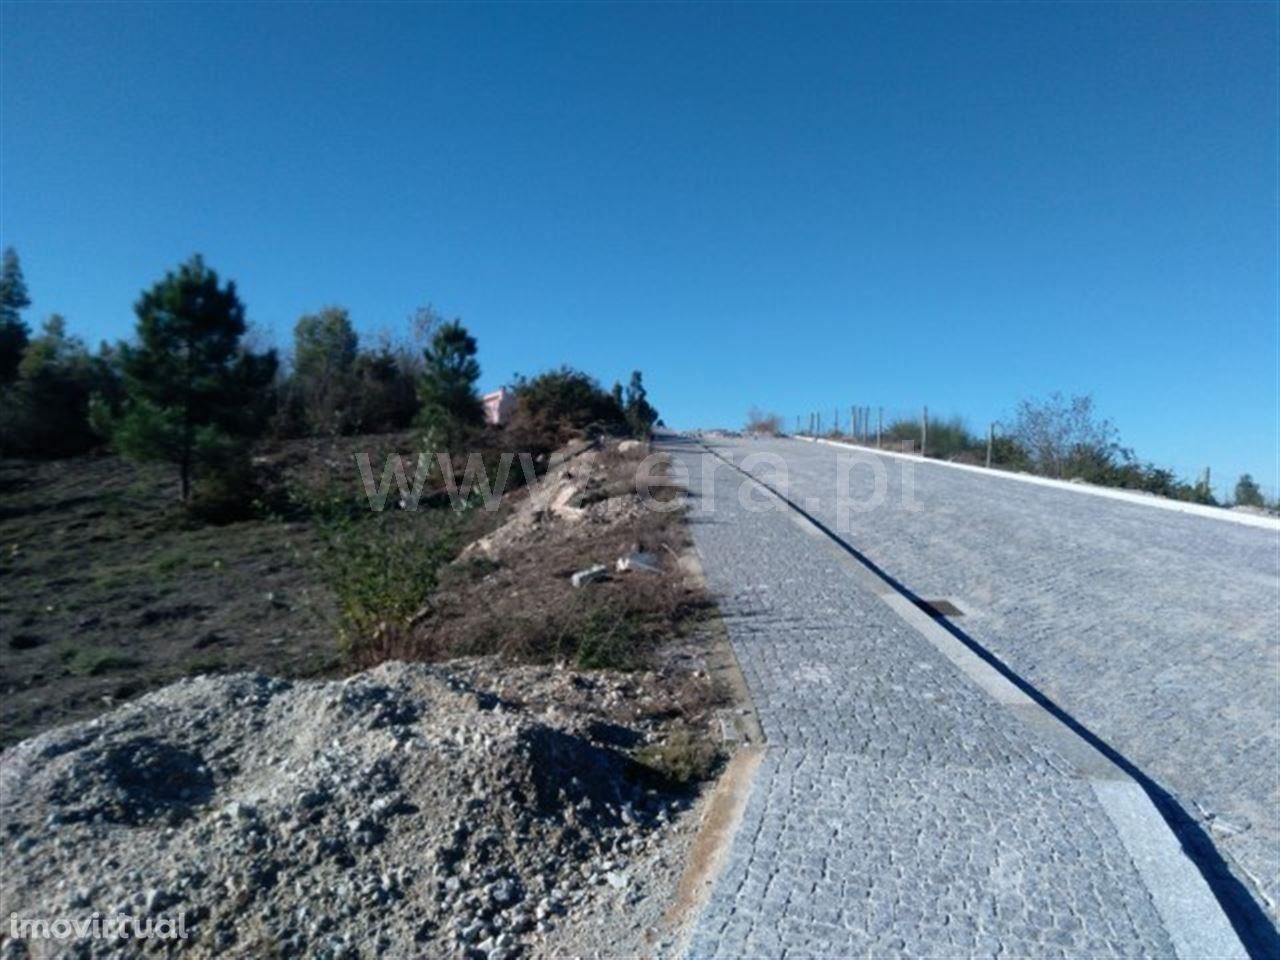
[[667, 439, 1241, 958], [703, 434, 1280, 928]]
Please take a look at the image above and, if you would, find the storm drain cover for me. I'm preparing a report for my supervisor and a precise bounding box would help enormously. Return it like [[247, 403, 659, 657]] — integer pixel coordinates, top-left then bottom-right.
[[915, 598, 964, 618]]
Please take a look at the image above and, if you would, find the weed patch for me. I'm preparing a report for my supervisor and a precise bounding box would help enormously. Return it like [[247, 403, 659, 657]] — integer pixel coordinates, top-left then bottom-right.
[[312, 509, 459, 664], [62, 646, 144, 677], [557, 604, 647, 670], [635, 725, 722, 785]]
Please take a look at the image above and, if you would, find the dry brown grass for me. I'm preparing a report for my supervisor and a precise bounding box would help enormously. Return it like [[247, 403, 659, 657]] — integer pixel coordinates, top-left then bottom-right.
[[346, 446, 711, 672], [0, 432, 722, 751]]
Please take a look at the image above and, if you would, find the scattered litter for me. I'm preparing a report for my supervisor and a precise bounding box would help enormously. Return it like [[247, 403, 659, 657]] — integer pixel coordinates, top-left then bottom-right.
[[616, 551, 662, 575], [571, 564, 609, 588]]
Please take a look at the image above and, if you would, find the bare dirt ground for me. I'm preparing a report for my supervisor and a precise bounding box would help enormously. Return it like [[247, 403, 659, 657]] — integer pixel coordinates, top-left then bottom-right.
[[1, 433, 749, 958], [0, 454, 335, 747], [0, 433, 442, 747]]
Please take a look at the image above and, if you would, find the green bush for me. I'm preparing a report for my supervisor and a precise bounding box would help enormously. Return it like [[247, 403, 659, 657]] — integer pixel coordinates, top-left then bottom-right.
[[313, 509, 457, 661], [0, 316, 118, 458], [188, 437, 260, 523], [1060, 450, 1216, 504], [1235, 474, 1265, 508], [635, 726, 721, 785], [882, 417, 921, 446], [62, 646, 143, 676], [988, 435, 1029, 470], [880, 415, 979, 458], [507, 367, 627, 455], [560, 605, 646, 670], [923, 415, 981, 459]]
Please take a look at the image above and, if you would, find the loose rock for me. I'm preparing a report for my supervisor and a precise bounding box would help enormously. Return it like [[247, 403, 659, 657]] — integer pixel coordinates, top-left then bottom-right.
[[0, 662, 694, 957]]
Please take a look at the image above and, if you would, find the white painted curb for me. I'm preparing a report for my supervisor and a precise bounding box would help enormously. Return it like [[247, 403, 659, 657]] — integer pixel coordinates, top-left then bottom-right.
[[795, 436, 1280, 532]]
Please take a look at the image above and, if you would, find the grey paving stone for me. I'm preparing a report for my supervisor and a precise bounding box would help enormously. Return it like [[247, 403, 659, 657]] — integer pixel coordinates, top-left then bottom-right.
[[700, 435, 1280, 924], [670, 440, 1187, 958]]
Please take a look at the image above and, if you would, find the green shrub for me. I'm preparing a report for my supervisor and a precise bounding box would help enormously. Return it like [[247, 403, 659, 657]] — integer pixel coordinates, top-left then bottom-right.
[[63, 646, 143, 676], [506, 367, 627, 455], [1235, 474, 1265, 508], [186, 434, 261, 523], [1064, 451, 1216, 504], [922, 416, 981, 459], [560, 605, 646, 670], [881, 415, 979, 458], [314, 510, 457, 661], [635, 726, 721, 785], [988, 436, 1029, 470], [883, 417, 921, 446], [0, 316, 118, 458], [286, 474, 369, 524]]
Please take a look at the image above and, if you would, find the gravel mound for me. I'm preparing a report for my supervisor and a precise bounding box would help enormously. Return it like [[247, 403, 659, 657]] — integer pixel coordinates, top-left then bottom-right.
[[459, 443, 652, 563], [1, 663, 690, 958]]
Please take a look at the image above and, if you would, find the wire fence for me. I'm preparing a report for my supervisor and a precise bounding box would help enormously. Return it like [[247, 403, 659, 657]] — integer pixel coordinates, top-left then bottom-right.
[[772, 404, 1278, 508], [786, 405, 996, 461]]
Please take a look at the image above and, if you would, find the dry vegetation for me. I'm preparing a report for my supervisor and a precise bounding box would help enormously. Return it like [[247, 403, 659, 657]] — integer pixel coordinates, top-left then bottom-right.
[[0, 432, 724, 768], [359, 442, 709, 670], [744, 407, 784, 436], [1, 430, 742, 957], [0, 449, 338, 747]]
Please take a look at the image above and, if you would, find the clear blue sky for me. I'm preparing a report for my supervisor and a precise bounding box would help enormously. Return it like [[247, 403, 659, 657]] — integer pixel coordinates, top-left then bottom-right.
[[2, 2, 1276, 495]]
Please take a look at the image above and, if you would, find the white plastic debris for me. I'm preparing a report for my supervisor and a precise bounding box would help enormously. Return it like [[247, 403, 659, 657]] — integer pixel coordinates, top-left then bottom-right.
[[615, 551, 661, 575], [570, 564, 608, 587]]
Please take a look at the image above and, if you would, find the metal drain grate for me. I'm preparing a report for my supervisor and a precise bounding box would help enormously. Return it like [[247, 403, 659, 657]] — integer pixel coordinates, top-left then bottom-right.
[[915, 598, 964, 618]]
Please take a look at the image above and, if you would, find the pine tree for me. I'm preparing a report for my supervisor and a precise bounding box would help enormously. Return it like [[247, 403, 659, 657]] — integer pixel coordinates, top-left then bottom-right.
[[0, 247, 32, 384], [1, 315, 105, 457], [623, 370, 658, 438], [416, 319, 483, 449], [290, 306, 359, 435], [1234, 474, 1265, 508], [110, 255, 277, 502]]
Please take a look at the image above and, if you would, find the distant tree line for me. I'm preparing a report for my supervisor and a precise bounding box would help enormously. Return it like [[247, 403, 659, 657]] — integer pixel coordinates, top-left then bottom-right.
[[0, 249, 659, 517]]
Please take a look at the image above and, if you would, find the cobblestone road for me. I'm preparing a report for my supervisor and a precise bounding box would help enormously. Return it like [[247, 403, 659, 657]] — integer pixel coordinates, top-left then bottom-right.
[[697, 434, 1280, 928], [668, 438, 1202, 958]]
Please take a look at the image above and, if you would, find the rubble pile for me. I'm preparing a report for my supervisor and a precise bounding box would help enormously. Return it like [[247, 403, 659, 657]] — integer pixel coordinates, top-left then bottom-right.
[[1, 663, 690, 959]]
